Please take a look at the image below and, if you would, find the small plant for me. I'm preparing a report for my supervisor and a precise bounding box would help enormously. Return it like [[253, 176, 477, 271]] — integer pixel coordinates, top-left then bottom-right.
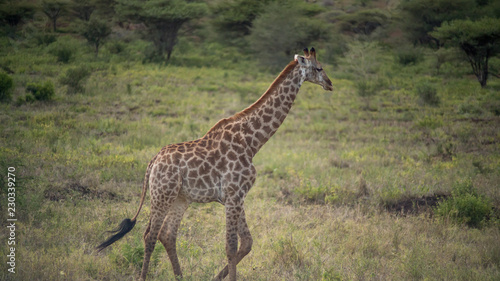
[[355, 80, 378, 110], [415, 81, 440, 106], [47, 38, 80, 64], [271, 237, 307, 269], [51, 44, 74, 63], [26, 81, 55, 101], [34, 32, 57, 46], [0, 72, 14, 102], [108, 40, 125, 54], [59, 66, 90, 94], [435, 179, 492, 227], [396, 46, 422, 66]]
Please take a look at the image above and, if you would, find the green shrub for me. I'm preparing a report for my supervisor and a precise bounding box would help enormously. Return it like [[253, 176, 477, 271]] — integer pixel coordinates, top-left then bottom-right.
[[48, 38, 79, 63], [107, 40, 125, 54], [59, 66, 90, 94], [0, 72, 14, 102], [396, 46, 423, 66], [26, 81, 55, 101], [356, 80, 377, 98], [34, 33, 57, 46], [416, 81, 440, 106], [435, 179, 492, 227]]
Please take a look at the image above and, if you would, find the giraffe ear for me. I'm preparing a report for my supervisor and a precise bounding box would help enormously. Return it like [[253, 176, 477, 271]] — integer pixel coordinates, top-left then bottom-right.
[[294, 55, 308, 66], [310, 47, 317, 59]]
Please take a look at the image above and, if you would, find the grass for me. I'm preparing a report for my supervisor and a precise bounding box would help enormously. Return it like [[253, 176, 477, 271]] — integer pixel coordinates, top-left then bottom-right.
[[0, 36, 499, 280]]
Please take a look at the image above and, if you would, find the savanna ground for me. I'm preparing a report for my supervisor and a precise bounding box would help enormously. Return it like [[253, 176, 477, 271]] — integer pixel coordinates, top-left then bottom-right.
[[1, 36, 500, 281]]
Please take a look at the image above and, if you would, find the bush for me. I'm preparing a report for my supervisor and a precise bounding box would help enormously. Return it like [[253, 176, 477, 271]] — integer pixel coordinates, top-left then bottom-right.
[[26, 81, 55, 101], [34, 33, 57, 46], [415, 81, 440, 106], [396, 46, 423, 66], [47, 38, 80, 63], [435, 179, 492, 227], [356, 80, 377, 98], [59, 66, 90, 94], [0, 72, 14, 102], [107, 40, 125, 54]]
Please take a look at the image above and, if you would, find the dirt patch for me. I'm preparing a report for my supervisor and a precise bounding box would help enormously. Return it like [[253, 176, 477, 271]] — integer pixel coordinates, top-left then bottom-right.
[[44, 182, 117, 202], [385, 193, 449, 215]]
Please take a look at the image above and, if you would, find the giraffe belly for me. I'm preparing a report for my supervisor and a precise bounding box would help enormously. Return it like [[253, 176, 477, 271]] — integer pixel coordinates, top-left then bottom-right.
[[180, 177, 225, 204]]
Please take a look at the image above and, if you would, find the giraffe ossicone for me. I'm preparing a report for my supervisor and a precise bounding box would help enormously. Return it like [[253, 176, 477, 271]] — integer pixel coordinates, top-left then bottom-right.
[[97, 47, 333, 281]]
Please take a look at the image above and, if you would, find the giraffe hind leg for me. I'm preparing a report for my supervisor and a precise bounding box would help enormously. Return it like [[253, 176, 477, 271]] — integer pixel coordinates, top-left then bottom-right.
[[158, 196, 189, 279]]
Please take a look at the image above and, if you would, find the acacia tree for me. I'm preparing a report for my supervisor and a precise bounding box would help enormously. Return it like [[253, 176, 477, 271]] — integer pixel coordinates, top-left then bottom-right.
[[81, 17, 111, 57], [70, 0, 95, 21], [0, 1, 36, 28], [116, 0, 207, 61], [431, 17, 500, 87], [400, 0, 475, 47], [41, 0, 68, 32], [211, 0, 271, 45]]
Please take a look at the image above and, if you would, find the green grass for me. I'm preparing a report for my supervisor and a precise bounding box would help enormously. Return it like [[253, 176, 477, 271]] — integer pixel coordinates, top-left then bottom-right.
[[0, 36, 499, 280]]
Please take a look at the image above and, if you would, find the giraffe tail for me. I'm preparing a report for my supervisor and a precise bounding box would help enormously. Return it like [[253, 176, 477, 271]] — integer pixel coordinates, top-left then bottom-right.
[[96, 156, 155, 252]]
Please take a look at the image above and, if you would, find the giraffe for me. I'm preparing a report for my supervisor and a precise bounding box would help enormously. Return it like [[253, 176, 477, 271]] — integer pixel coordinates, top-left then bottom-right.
[[97, 47, 333, 281]]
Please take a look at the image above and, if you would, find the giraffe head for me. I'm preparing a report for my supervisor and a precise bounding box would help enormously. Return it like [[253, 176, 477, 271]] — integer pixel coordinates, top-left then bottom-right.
[[294, 47, 333, 91]]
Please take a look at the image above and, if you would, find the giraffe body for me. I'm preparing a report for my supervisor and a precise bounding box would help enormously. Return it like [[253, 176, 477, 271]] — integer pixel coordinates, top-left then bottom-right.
[[97, 48, 333, 281]]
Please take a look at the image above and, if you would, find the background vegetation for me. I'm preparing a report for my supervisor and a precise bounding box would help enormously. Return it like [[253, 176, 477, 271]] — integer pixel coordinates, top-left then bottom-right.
[[0, 0, 499, 280]]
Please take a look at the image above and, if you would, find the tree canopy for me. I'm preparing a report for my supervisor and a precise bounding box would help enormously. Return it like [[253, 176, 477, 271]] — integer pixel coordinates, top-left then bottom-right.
[[116, 0, 207, 60], [431, 17, 500, 87]]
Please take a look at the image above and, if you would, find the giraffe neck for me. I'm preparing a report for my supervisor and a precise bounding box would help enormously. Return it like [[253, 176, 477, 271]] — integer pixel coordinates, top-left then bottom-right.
[[240, 61, 304, 156], [203, 60, 304, 158]]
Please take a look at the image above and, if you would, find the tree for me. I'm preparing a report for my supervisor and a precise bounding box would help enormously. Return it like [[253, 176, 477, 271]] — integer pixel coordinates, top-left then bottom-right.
[[336, 9, 389, 37], [41, 0, 68, 32], [247, 0, 328, 70], [400, 0, 475, 47], [0, 1, 36, 28], [431, 17, 500, 87], [116, 0, 207, 61], [211, 0, 270, 45], [70, 0, 96, 21], [81, 17, 111, 57]]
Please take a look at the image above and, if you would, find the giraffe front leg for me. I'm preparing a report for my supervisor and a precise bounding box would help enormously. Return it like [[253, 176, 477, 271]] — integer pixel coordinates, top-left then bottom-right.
[[224, 203, 242, 281], [213, 209, 253, 281]]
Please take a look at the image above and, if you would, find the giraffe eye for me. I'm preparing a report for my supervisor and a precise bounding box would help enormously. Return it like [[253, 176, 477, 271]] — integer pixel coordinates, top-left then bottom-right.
[[316, 67, 323, 72]]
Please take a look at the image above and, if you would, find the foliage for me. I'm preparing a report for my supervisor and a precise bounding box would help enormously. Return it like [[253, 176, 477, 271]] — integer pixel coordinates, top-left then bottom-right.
[[248, 0, 328, 70], [336, 9, 390, 37], [48, 42, 73, 63], [399, 0, 476, 47], [41, 0, 69, 32], [0, 72, 13, 102], [33, 32, 57, 46], [395, 45, 423, 66], [81, 16, 111, 57], [70, 0, 96, 21], [116, 0, 208, 61], [435, 179, 492, 227], [26, 81, 55, 101], [415, 81, 440, 106], [59, 66, 90, 93], [431, 17, 500, 87], [0, 1, 36, 37], [211, 0, 270, 45]]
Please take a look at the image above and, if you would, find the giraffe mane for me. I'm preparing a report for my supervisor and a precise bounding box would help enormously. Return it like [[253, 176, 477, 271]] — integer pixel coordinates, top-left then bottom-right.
[[204, 60, 298, 136]]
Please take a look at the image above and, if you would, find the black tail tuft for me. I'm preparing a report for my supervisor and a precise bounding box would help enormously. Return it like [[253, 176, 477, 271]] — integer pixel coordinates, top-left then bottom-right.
[[96, 218, 136, 252]]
